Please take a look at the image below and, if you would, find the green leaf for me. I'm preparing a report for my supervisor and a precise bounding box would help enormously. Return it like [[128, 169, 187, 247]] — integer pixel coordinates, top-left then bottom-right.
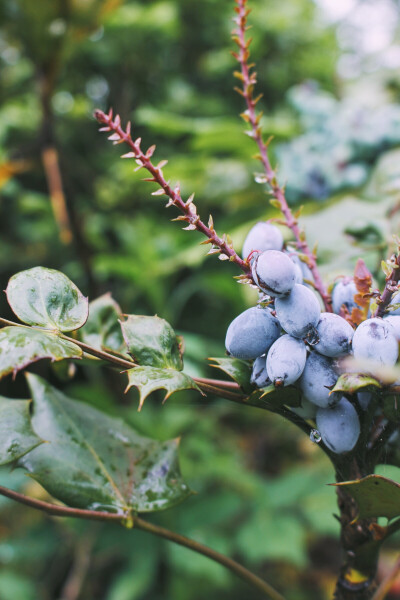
[[0, 326, 82, 379], [126, 366, 202, 410], [208, 357, 253, 393], [19, 374, 191, 514], [6, 267, 88, 332], [78, 293, 128, 356], [333, 475, 400, 520], [121, 315, 183, 369], [0, 397, 43, 465], [331, 373, 381, 395], [258, 385, 302, 409]]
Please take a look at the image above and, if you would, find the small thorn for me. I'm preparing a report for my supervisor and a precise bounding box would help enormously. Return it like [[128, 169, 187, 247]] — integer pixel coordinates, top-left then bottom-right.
[[146, 145, 156, 158], [121, 152, 136, 159], [108, 133, 120, 141], [151, 188, 166, 196]]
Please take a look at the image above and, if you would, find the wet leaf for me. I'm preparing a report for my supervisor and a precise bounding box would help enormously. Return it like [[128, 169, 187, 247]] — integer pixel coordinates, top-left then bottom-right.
[[0, 326, 82, 380], [19, 374, 191, 514], [126, 366, 201, 410], [6, 267, 88, 332], [79, 293, 128, 356], [208, 357, 253, 393], [121, 315, 183, 369], [0, 397, 43, 465], [333, 475, 400, 520], [331, 373, 380, 395]]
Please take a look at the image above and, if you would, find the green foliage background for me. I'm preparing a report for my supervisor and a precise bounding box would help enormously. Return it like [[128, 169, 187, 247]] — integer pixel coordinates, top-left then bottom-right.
[[0, 0, 400, 598]]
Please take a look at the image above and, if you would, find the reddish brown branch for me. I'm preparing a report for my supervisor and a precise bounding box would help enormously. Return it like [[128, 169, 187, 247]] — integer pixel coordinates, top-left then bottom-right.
[[232, 0, 332, 312], [94, 109, 250, 275], [0, 485, 285, 600], [373, 253, 400, 317]]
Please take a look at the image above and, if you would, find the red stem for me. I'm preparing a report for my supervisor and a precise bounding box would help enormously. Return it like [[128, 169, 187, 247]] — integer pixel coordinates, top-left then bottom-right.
[[94, 110, 250, 275], [373, 253, 400, 317], [232, 0, 332, 312]]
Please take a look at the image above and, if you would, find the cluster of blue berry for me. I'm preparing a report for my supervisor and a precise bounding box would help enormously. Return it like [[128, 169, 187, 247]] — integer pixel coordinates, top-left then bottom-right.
[[226, 222, 400, 454]]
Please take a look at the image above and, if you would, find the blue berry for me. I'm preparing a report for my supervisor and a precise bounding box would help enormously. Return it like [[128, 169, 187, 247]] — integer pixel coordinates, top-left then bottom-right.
[[357, 391, 373, 410], [291, 398, 317, 420], [352, 318, 398, 367], [316, 397, 360, 454], [384, 315, 400, 341], [251, 355, 271, 388], [387, 291, 400, 316], [252, 250, 297, 297], [242, 222, 284, 259], [275, 284, 321, 340], [300, 351, 340, 408], [225, 307, 280, 360], [315, 312, 354, 357], [266, 334, 307, 386], [332, 278, 361, 315]]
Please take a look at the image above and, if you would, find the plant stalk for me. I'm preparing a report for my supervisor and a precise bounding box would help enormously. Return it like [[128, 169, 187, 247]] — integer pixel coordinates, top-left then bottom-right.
[[0, 485, 286, 600], [232, 0, 332, 312]]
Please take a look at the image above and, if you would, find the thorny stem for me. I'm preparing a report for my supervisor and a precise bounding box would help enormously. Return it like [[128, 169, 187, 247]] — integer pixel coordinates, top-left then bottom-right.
[[232, 0, 332, 312], [373, 252, 400, 317], [0, 317, 245, 403], [94, 109, 250, 276], [0, 486, 286, 600], [0, 317, 136, 370]]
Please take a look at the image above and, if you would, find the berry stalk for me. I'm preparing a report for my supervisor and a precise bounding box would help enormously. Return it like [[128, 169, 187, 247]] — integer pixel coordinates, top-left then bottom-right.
[[232, 0, 332, 312], [94, 110, 250, 274]]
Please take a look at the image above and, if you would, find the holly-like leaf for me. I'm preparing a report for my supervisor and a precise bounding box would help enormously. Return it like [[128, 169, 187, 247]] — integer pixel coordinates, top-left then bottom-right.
[[79, 293, 128, 356], [19, 374, 191, 514], [0, 326, 82, 379], [121, 315, 183, 369], [126, 366, 202, 410], [208, 357, 253, 393], [259, 385, 302, 409], [331, 373, 380, 395], [333, 475, 400, 521], [6, 267, 88, 332], [0, 397, 43, 465]]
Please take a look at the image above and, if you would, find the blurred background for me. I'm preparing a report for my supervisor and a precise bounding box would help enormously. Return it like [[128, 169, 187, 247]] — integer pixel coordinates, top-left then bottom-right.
[[0, 0, 400, 598]]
